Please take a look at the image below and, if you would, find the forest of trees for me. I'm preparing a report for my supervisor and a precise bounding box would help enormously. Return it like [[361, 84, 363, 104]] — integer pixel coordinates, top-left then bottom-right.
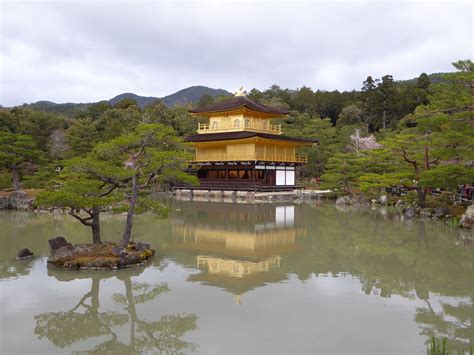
[[0, 60, 472, 209]]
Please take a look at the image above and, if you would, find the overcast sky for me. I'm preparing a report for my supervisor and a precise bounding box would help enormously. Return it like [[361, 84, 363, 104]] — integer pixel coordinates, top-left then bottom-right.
[[1, 0, 472, 106]]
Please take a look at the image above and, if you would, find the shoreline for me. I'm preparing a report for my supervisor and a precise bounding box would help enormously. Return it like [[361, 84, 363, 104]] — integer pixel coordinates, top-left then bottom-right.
[[0, 188, 471, 228]]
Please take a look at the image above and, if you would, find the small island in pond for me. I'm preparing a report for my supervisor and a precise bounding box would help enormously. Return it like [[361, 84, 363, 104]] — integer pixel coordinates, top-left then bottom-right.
[[47, 237, 154, 270]]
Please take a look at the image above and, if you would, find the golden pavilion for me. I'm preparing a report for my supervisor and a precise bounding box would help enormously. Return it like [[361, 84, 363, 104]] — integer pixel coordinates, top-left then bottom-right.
[[186, 93, 314, 190]]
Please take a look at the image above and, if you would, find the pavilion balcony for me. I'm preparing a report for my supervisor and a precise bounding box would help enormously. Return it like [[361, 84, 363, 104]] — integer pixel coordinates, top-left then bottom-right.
[[197, 121, 282, 135], [193, 152, 307, 164]]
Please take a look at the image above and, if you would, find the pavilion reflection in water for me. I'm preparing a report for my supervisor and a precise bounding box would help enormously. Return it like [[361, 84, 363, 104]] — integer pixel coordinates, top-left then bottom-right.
[[171, 203, 305, 302]]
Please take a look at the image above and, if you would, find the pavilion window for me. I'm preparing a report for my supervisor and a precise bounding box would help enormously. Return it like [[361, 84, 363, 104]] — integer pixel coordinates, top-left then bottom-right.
[[207, 170, 226, 179], [257, 170, 265, 179], [234, 119, 240, 128], [212, 121, 218, 129], [228, 170, 239, 179], [244, 119, 250, 127]]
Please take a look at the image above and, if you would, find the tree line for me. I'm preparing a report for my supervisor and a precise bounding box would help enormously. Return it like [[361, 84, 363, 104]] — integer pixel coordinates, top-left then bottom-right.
[[0, 60, 472, 241], [317, 60, 473, 206]]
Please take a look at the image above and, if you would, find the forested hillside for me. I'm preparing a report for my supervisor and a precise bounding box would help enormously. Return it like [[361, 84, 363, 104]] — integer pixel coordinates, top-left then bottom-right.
[[17, 85, 231, 116]]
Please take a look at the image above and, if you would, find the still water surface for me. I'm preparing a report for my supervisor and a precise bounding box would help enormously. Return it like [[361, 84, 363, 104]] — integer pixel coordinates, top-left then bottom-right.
[[0, 201, 472, 354]]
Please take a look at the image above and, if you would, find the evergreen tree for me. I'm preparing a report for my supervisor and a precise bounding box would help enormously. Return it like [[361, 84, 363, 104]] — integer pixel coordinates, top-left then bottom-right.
[[320, 152, 369, 196], [36, 172, 124, 244], [294, 86, 314, 113], [1, 108, 66, 151], [0, 132, 42, 190], [361, 76, 378, 131], [359, 61, 474, 206], [95, 106, 142, 141], [66, 118, 100, 156], [196, 93, 215, 108], [336, 104, 365, 128], [94, 123, 196, 246], [247, 88, 264, 103], [376, 75, 397, 130], [38, 124, 196, 244], [303, 117, 338, 177]]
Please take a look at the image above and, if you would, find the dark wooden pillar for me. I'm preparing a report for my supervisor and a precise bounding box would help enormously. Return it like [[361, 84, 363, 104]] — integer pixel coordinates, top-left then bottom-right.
[[252, 165, 256, 189]]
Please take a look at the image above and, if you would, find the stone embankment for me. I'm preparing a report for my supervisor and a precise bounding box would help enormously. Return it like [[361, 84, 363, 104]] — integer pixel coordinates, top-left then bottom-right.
[[335, 194, 471, 225], [173, 188, 332, 203]]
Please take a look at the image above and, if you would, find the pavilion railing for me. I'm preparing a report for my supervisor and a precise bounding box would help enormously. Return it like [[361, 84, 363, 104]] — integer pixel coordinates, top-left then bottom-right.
[[193, 153, 307, 163], [197, 121, 281, 134]]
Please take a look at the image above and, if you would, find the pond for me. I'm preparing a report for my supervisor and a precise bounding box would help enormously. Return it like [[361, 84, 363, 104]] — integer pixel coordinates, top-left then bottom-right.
[[0, 201, 472, 354]]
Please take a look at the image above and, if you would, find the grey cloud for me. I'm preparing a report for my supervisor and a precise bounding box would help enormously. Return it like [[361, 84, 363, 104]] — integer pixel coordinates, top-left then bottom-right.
[[1, 1, 472, 106]]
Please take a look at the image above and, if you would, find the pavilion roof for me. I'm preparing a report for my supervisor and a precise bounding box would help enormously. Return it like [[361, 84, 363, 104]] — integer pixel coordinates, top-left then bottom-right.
[[188, 96, 290, 115], [186, 131, 316, 144]]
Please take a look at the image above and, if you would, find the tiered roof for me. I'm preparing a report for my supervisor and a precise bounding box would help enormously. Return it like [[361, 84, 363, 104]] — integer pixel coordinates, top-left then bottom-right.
[[189, 96, 290, 115], [186, 131, 315, 144]]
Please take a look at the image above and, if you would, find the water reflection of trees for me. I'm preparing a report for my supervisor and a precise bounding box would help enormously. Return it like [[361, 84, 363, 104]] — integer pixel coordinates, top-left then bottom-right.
[[0, 258, 36, 280], [168, 203, 473, 349], [296, 206, 473, 350], [34, 271, 198, 353], [416, 300, 473, 349]]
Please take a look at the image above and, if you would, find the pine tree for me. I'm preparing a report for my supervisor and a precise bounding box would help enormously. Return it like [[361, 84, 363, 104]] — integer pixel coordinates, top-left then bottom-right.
[[0, 131, 42, 190], [66, 118, 100, 156], [359, 60, 474, 206], [37, 123, 197, 245]]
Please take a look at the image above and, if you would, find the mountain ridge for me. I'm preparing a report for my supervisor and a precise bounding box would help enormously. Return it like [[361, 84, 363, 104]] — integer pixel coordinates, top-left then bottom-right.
[[17, 85, 232, 117]]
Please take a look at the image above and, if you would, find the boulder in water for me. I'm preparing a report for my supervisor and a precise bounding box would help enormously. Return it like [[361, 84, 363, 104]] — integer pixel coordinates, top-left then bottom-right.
[[420, 208, 433, 218], [48, 236, 72, 253], [379, 195, 388, 204], [459, 205, 474, 229], [16, 248, 34, 260], [335, 196, 351, 205], [433, 206, 449, 218], [404, 206, 416, 218]]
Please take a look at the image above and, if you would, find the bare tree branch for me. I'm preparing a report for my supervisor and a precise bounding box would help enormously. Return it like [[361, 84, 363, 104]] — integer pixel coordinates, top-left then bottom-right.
[[69, 210, 93, 227], [98, 184, 119, 197], [402, 150, 419, 176], [139, 161, 182, 188]]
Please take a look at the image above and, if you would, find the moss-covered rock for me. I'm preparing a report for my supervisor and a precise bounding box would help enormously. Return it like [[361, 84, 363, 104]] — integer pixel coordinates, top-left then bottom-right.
[[48, 241, 155, 270]]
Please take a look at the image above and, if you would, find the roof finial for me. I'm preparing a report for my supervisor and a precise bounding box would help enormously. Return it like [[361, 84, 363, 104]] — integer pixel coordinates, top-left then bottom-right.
[[234, 86, 247, 97]]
